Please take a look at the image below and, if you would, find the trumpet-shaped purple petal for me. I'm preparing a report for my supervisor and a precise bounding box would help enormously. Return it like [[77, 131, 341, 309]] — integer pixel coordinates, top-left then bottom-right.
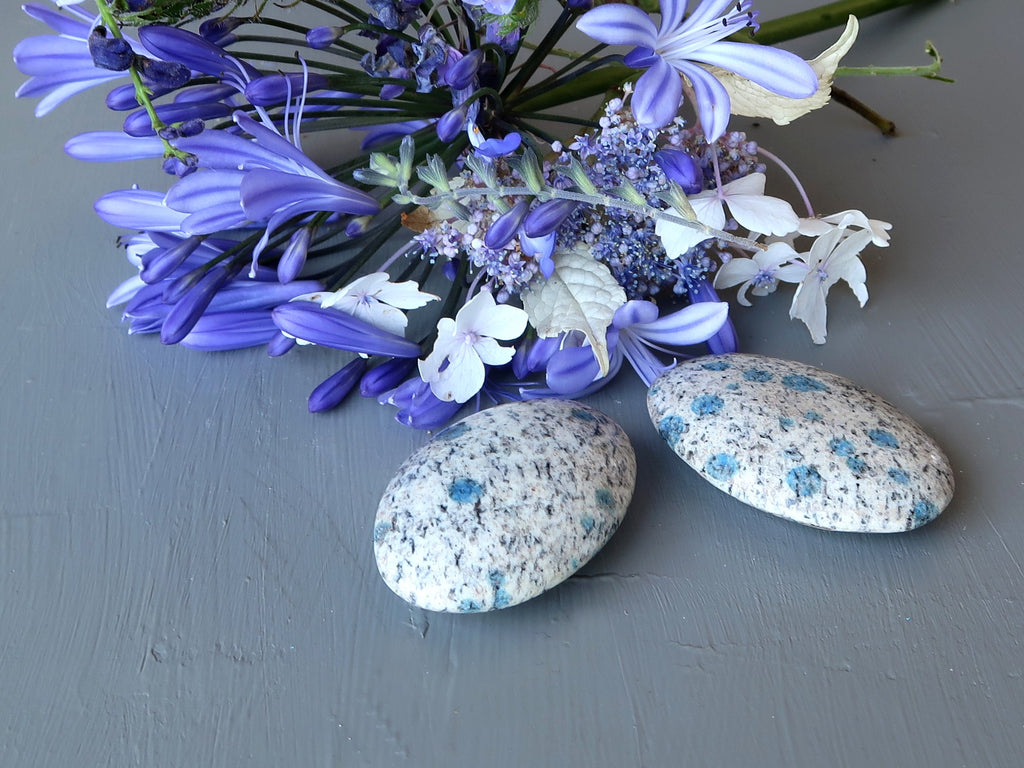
[[359, 357, 416, 397], [65, 131, 166, 162], [272, 303, 421, 358], [377, 377, 462, 430], [138, 25, 259, 83], [95, 189, 188, 231]]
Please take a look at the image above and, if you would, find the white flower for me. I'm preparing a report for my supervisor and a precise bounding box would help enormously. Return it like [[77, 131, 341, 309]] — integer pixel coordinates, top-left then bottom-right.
[[714, 242, 806, 306], [419, 291, 529, 403], [657, 173, 800, 257], [789, 227, 874, 344], [798, 209, 892, 248], [320, 272, 438, 336]]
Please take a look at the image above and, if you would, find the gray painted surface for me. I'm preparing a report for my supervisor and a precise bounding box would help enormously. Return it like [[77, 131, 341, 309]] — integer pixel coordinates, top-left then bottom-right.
[[2, 1, 1022, 766]]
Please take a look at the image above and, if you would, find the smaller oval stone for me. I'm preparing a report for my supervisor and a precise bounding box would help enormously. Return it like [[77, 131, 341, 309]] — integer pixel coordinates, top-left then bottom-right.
[[374, 399, 636, 612], [647, 354, 954, 533]]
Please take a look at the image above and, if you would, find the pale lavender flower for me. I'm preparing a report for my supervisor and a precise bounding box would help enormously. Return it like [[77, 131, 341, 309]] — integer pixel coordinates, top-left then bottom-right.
[[577, 0, 817, 139]]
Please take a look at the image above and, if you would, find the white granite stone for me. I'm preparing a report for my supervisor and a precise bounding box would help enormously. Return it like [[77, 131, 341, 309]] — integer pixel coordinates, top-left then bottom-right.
[[373, 399, 636, 612], [647, 353, 954, 533]]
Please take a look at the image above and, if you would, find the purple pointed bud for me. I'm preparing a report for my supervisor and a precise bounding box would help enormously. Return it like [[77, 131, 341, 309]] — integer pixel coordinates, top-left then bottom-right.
[[308, 358, 368, 413], [268, 331, 297, 357], [126, 0, 155, 9], [162, 153, 198, 177], [244, 73, 330, 106], [567, 0, 593, 10], [135, 56, 191, 91], [306, 26, 342, 50], [140, 234, 203, 283], [89, 27, 133, 71], [443, 258, 461, 281], [123, 102, 231, 137], [445, 49, 484, 90], [272, 303, 422, 358], [655, 149, 703, 194], [199, 17, 246, 46], [278, 227, 312, 284], [65, 131, 165, 162], [180, 310, 280, 351], [484, 200, 529, 249], [161, 262, 237, 345], [436, 105, 468, 143], [523, 199, 577, 239], [545, 345, 601, 395], [379, 377, 461, 430], [345, 216, 372, 237], [359, 357, 416, 397]]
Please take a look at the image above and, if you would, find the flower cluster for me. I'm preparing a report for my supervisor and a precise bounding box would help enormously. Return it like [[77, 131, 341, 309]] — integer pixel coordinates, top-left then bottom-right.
[[14, 0, 910, 428]]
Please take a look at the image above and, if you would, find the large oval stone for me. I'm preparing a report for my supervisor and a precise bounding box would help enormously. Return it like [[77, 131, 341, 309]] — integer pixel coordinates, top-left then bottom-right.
[[373, 399, 636, 612], [647, 354, 954, 533]]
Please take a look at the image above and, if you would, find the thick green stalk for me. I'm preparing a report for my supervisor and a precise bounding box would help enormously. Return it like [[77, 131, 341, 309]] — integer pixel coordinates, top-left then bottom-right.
[[747, 0, 941, 45]]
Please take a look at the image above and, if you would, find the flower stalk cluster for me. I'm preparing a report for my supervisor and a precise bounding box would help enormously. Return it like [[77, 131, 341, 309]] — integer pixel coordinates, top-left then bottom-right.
[[13, 0, 944, 428]]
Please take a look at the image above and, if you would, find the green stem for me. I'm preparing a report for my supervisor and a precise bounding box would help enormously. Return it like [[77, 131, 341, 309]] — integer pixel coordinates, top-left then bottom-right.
[[748, 0, 941, 45], [830, 86, 896, 135]]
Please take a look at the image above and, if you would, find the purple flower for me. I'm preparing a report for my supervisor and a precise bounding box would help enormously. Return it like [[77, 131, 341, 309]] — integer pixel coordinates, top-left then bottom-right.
[[377, 376, 462, 430], [166, 111, 379, 271], [14, 3, 131, 116], [179, 310, 281, 351], [577, 0, 817, 139]]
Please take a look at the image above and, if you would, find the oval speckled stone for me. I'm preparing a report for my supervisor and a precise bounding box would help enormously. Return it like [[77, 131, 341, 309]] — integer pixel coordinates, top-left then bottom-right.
[[373, 399, 636, 612], [647, 353, 954, 533]]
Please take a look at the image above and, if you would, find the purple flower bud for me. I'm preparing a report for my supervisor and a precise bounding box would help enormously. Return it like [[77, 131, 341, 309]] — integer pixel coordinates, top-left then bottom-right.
[[278, 227, 312, 284], [267, 331, 297, 357], [308, 358, 368, 413], [484, 200, 529, 250], [379, 377, 461, 430], [360, 357, 416, 397], [140, 234, 203, 283], [566, 0, 593, 9], [345, 216, 372, 237], [135, 56, 191, 91], [436, 105, 468, 143], [443, 258, 460, 281], [199, 17, 246, 46], [123, 102, 231, 137], [244, 73, 330, 106], [161, 262, 238, 345], [306, 26, 342, 50], [272, 303, 423, 358], [126, 0, 155, 9], [179, 310, 280, 351], [162, 153, 198, 177], [89, 27, 133, 71], [522, 199, 577, 239], [445, 49, 483, 90], [655, 149, 703, 194]]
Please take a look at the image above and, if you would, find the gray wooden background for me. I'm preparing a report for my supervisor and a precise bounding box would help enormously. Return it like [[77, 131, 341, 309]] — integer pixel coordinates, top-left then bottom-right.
[[3, 1, 1022, 765]]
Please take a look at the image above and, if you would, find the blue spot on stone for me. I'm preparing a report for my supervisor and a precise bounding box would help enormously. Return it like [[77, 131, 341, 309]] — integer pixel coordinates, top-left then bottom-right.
[[658, 414, 687, 444], [493, 590, 512, 609], [782, 374, 830, 392], [888, 468, 911, 485], [571, 408, 597, 421], [830, 438, 855, 457], [869, 428, 900, 449], [571, 558, 580, 570], [912, 500, 939, 525], [435, 421, 470, 441], [705, 453, 738, 482], [580, 515, 595, 533], [701, 359, 731, 371], [595, 489, 615, 508], [787, 465, 823, 498], [726, 382, 740, 391], [457, 599, 483, 613], [448, 478, 483, 503], [488, 569, 505, 587], [744, 368, 774, 382], [691, 394, 724, 416], [372, 521, 390, 543], [779, 417, 795, 430], [804, 411, 823, 422], [846, 456, 868, 474]]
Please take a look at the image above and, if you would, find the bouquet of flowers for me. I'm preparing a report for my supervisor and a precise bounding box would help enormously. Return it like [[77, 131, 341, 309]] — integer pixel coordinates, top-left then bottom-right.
[[14, 0, 946, 428]]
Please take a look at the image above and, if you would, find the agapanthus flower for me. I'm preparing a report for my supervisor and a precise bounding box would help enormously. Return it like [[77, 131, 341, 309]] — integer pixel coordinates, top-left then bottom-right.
[[419, 290, 529, 403], [577, 0, 818, 139], [14, 2, 132, 116]]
